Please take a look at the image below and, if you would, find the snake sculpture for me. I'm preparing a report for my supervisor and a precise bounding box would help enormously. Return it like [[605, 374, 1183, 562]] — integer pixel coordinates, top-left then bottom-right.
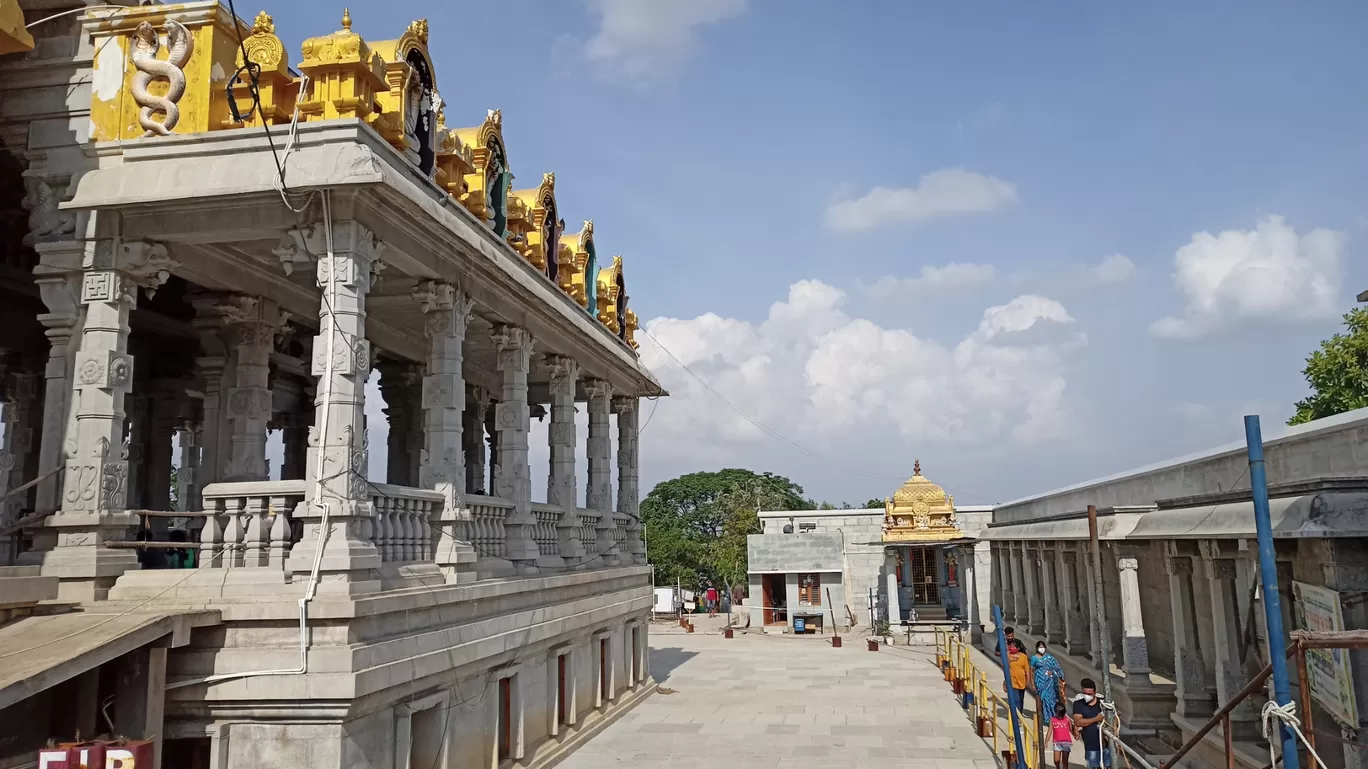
[[130, 20, 195, 137]]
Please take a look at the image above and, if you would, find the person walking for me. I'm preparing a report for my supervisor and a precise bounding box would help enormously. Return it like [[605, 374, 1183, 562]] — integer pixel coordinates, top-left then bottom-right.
[[1031, 641, 1068, 723], [705, 584, 719, 618], [995, 626, 1017, 659], [1072, 678, 1112, 769], [1050, 703, 1075, 769], [1004, 639, 1030, 714]]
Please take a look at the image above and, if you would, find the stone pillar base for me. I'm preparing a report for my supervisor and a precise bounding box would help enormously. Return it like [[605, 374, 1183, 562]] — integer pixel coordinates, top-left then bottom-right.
[[34, 512, 141, 601]]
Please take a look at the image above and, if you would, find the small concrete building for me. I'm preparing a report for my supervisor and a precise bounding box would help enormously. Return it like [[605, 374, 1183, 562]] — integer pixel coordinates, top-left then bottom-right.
[[746, 463, 992, 639], [981, 408, 1368, 769]]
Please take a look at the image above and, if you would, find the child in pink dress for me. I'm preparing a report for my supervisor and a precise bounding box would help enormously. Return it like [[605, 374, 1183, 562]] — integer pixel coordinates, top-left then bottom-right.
[[1051, 703, 1075, 769]]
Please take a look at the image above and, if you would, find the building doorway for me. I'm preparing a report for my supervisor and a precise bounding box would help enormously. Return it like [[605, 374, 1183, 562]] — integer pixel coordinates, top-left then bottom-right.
[[761, 574, 787, 626], [908, 546, 939, 605]]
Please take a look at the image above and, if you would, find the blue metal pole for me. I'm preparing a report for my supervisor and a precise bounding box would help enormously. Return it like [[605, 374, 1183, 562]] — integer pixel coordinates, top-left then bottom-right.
[[994, 604, 1028, 769], [1245, 415, 1300, 769]]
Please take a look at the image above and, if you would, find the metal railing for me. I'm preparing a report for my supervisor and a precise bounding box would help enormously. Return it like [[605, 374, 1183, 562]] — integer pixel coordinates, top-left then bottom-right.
[[1160, 629, 1368, 769], [935, 628, 1042, 768]]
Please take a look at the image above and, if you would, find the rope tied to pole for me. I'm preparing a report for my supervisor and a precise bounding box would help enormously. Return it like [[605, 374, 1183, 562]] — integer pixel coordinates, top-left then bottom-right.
[[1261, 700, 1327, 769], [1101, 699, 1135, 769]]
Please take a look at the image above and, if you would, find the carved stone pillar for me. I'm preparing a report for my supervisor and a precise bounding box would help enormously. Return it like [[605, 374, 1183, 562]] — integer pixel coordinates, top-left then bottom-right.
[[414, 280, 476, 582], [491, 324, 538, 573], [995, 541, 1006, 613], [33, 271, 79, 516], [1041, 545, 1064, 645], [217, 295, 282, 483], [123, 394, 148, 510], [284, 221, 383, 593], [377, 359, 423, 486], [1167, 544, 1215, 718], [1, 369, 38, 522], [1010, 543, 1027, 625], [280, 417, 306, 480], [1202, 544, 1258, 735], [463, 385, 489, 495], [0, 378, 19, 564], [585, 379, 615, 567], [1116, 549, 1153, 685], [613, 395, 643, 565], [484, 403, 498, 495], [176, 422, 201, 512], [884, 551, 903, 626], [144, 383, 181, 515], [47, 242, 172, 599], [1024, 543, 1045, 635], [545, 356, 582, 563], [994, 543, 1012, 628], [1060, 547, 1089, 655]]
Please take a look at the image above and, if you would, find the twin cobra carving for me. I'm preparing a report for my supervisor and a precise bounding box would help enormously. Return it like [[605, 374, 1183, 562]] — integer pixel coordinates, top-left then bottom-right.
[[130, 20, 195, 137]]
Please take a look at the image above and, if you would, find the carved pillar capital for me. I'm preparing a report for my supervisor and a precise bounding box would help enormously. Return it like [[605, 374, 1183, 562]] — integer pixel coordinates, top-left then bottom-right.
[[492, 324, 534, 370], [545, 355, 579, 395], [414, 280, 474, 341], [584, 378, 613, 401], [20, 172, 75, 246]]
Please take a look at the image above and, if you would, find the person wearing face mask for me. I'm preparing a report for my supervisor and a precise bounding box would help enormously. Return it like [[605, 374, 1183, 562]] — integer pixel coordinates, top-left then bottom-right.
[[1072, 678, 1111, 769], [1031, 641, 1067, 725]]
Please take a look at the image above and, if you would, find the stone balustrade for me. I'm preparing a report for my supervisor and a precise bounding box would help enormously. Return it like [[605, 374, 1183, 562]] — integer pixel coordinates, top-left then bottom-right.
[[196, 484, 632, 578], [467, 493, 513, 560], [370, 484, 445, 563], [531, 502, 561, 558], [199, 480, 307, 569], [613, 513, 631, 564], [578, 509, 600, 558]]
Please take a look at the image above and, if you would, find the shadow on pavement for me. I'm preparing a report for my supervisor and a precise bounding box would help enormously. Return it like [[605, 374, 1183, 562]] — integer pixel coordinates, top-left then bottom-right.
[[648, 647, 698, 683]]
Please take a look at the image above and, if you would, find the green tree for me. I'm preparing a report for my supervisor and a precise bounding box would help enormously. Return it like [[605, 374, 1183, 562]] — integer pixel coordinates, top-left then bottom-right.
[[640, 469, 809, 591], [863, 498, 885, 509], [1289, 308, 1368, 425]]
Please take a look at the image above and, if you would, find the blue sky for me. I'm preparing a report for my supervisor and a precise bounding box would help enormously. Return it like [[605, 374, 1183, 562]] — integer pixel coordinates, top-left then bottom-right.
[[273, 1, 1368, 506]]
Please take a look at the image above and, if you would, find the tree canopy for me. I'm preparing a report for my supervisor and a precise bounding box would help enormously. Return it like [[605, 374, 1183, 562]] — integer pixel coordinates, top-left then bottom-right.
[[1289, 308, 1368, 425], [641, 469, 809, 592]]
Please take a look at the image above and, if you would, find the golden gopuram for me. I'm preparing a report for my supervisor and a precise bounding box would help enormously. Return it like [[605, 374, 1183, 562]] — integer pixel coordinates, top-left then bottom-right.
[[881, 460, 966, 610]]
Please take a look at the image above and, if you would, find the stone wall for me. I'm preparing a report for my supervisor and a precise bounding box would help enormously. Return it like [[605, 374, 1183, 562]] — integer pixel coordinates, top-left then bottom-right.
[[159, 567, 653, 769], [747, 532, 844, 573], [994, 408, 1368, 524]]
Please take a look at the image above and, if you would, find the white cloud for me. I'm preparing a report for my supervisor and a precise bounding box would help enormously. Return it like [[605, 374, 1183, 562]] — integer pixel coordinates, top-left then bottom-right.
[[863, 263, 997, 298], [1151, 216, 1344, 339], [583, 0, 746, 81], [637, 282, 1084, 467], [1086, 254, 1136, 286], [824, 169, 1018, 232]]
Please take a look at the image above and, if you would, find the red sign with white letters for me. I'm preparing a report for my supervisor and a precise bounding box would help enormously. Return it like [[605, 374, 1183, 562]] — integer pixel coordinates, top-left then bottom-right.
[[36, 740, 154, 769]]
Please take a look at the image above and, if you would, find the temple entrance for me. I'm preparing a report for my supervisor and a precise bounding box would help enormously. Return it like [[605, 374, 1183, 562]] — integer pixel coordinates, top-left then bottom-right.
[[907, 547, 939, 605]]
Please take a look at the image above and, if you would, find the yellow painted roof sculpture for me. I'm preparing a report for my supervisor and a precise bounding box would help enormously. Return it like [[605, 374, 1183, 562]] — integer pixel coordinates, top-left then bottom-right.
[[80, 2, 640, 354], [882, 460, 963, 543]]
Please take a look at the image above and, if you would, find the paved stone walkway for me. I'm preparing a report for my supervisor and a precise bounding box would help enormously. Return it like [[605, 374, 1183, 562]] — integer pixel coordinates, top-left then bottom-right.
[[559, 630, 1001, 769]]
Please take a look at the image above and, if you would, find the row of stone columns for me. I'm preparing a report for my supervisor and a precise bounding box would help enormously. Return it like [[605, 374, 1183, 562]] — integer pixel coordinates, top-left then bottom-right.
[[995, 540, 1128, 665], [993, 538, 1277, 734], [29, 222, 644, 596]]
